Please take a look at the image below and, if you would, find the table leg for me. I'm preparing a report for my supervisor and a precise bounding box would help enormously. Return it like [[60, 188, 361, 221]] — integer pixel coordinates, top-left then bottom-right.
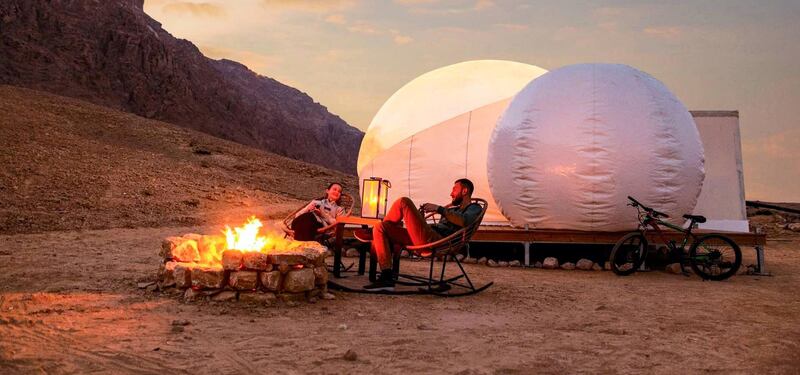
[[333, 223, 344, 278]]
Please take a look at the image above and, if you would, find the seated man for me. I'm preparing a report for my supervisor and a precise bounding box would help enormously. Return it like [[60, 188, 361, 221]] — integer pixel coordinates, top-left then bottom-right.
[[363, 178, 482, 291]]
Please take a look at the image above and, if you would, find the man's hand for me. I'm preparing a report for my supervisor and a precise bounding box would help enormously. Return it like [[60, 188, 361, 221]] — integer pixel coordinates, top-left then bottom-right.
[[421, 203, 440, 213]]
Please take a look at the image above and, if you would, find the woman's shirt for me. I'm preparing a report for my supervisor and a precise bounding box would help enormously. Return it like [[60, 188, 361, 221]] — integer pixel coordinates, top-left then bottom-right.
[[296, 199, 345, 226]]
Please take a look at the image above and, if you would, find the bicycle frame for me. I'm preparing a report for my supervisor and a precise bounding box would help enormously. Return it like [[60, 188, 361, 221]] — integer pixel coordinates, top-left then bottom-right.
[[635, 206, 697, 252]]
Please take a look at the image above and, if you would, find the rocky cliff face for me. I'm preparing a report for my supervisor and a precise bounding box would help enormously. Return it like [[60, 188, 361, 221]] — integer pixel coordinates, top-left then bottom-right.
[[0, 0, 363, 173]]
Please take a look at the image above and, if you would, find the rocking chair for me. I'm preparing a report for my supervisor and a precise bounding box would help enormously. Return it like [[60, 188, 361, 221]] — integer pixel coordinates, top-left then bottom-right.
[[389, 197, 493, 296]]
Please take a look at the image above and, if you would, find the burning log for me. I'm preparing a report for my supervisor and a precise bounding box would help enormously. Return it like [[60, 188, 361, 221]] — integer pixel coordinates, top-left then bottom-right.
[[229, 271, 258, 290]]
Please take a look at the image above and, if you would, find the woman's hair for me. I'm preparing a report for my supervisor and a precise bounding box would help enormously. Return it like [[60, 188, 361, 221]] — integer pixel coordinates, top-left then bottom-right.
[[318, 182, 344, 205]]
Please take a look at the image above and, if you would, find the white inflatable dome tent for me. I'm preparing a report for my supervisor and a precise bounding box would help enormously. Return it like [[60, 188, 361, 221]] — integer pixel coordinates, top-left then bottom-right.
[[357, 60, 547, 223]]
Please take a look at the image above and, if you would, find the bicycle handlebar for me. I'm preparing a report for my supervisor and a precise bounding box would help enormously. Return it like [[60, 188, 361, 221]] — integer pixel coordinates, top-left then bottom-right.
[[627, 196, 669, 218]]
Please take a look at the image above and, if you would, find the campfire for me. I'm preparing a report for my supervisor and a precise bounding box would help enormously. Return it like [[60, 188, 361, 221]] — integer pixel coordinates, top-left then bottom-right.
[[156, 216, 329, 304]]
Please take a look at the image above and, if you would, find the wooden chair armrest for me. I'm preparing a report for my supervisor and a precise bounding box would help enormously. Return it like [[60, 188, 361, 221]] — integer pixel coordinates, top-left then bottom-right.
[[317, 222, 338, 234], [405, 229, 466, 251]]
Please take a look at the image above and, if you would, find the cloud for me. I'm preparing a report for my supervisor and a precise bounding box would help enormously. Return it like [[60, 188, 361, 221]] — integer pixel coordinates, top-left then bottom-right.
[[393, 34, 414, 45], [198, 45, 282, 74], [260, 0, 357, 13], [643, 26, 685, 40], [347, 21, 381, 35], [495, 23, 529, 31], [324, 14, 347, 25], [402, 0, 495, 15], [315, 49, 345, 64], [162, 2, 226, 17]]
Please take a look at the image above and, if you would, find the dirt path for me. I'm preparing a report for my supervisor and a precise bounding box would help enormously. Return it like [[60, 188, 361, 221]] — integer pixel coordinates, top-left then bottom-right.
[[1, 226, 799, 374]]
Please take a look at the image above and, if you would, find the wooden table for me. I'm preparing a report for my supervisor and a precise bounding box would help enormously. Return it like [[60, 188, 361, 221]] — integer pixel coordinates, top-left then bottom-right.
[[332, 216, 381, 278]]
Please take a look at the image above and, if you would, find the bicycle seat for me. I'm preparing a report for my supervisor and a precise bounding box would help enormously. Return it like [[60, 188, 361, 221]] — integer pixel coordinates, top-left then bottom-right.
[[682, 214, 706, 223]]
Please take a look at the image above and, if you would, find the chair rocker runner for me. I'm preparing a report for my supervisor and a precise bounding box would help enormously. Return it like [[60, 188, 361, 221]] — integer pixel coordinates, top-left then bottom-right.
[[389, 197, 493, 297]]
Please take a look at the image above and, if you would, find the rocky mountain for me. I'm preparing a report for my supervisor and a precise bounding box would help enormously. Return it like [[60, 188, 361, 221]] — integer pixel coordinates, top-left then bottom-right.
[[0, 0, 363, 173]]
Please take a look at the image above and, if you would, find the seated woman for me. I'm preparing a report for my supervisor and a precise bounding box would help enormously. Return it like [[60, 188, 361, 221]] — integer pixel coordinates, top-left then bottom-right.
[[291, 182, 347, 241]]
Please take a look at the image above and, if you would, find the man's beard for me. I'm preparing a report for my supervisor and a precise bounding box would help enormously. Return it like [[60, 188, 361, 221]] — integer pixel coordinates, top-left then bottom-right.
[[451, 195, 463, 206]]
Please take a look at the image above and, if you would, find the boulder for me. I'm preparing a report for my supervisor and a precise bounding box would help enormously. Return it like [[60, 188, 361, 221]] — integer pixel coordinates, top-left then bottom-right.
[[160, 237, 183, 258], [221, 250, 243, 271], [542, 257, 559, 269], [191, 266, 225, 289], [173, 263, 195, 289], [242, 252, 271, 271], [158, 261, 179, 287], [345, 248, 360, 257], [592, 263, 603, 271], [561, 262, 576, 270], [534, 261, 543, 268], [576, 259, 594, 270], [313, 266, 328, 286], [478, 257, 488, 265], [788, 223, 800, 232], [284, 268, 315, 293], [509, 260, 521, 267], [487, 259, 498, 267], [498, 261, 509, 267], [212, 291, 237, 302], [228, 271, 258, 290], [260, 271, 283, 292]]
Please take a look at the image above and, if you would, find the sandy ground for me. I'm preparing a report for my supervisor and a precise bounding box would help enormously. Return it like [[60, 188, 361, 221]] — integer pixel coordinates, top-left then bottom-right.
[[1, 225, 798, 374]]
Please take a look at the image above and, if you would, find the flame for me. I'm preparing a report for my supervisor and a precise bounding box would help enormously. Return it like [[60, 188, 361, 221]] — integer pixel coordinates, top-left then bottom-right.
[[222, 216, 291, 254]]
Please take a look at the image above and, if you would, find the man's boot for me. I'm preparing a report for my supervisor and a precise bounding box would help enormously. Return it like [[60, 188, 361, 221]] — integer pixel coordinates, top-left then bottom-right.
[[363, 269, 395, 291]]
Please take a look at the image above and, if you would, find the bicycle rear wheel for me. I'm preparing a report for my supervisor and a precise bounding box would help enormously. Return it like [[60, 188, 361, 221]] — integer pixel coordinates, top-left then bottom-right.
[[689, 234, 742, 281], [610, 232, 648, 276]]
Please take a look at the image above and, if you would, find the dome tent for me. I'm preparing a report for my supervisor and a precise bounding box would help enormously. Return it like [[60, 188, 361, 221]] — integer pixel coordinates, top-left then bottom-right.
[[358, 60, 547, 223], [487, 63, 705, 231]]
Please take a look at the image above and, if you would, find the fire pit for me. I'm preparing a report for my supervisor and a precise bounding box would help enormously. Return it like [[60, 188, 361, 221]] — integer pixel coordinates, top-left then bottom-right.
[[155, 216, 329, 304]]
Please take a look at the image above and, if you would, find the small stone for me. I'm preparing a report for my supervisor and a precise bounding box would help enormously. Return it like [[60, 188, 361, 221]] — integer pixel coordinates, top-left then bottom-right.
[[477, 257, 488, 265], [229, 271, 258, 290], [191, 266, 225, 289], [174, 263, 195, 289], [665, 263, 683, 274], [487, 259, 498, 267], [284, 268, 315, 293], [260, 271, 282, 292], [788, 223, 800, 232], [455, 254, 465, 261], [279, 293, 307, 303], [561, 262, 576, 270], [212, 291, 238, 301], [239, 292, 277, 305], [603, 262, 611, 271], [534, 261, 543, 268], [509, 260, 521, 267], [542, 257, 559, 269], [171, 319, 190, 326], [400, 250, 410, 258], [322, 292, 336, 300], [576, 259, 594, 270], [313, 266, 328, 286], [221, 250, 243, 271], [592, 263, 602, 271], [683, 265, 693, 274], [343, 349, 357, 361], [171, 325, 185, 333], [463, 257, 476, 264], [138, 281, 155, 289], [345, 248, 360, 257], [242, 252, 271, 271], [338, 323, 348, 330], [183, 288, 201, 301], [159, 261, 179, 287], [498, 261, 509, 267]]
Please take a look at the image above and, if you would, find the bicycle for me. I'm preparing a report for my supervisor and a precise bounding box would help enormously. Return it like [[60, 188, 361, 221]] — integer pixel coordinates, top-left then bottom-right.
[[609, 196, 742, 280]]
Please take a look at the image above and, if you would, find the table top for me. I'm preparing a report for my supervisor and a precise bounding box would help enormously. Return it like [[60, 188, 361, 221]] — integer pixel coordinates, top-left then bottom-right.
[[335, 216, 382, 226]]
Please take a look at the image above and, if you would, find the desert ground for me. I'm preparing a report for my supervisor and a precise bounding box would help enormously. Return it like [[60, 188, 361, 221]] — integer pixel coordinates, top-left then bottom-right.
[[2, 86, 799, 374], [1, 224, 799, 374]]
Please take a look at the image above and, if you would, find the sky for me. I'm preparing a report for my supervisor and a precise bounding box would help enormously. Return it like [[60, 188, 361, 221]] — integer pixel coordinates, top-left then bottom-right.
[[143, 0, 800, 202]]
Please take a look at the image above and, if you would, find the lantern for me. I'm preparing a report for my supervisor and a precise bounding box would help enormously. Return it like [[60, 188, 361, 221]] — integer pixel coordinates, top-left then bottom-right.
[[361, 177, 391, 218]]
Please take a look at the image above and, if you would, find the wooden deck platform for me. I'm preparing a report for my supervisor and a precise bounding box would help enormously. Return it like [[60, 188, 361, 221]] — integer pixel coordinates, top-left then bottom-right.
[[341, 225, 769, 274]]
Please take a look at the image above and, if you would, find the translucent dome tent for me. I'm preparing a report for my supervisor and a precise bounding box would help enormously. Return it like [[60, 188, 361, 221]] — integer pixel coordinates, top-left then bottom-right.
[[357, 60, 548, 223]]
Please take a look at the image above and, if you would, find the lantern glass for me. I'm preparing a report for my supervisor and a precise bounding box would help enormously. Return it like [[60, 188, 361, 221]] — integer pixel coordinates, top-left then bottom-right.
[[361, 177, 390, 218]]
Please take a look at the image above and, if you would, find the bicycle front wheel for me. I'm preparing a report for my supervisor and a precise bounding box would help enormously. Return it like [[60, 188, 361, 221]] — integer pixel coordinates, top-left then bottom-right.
[[610, 232, 648, 276], [689, 234, 742, 281]]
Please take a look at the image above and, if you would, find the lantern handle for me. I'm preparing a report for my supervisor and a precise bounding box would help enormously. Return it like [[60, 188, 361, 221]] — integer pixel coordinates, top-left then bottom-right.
[[382, 179, 391, 188]]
